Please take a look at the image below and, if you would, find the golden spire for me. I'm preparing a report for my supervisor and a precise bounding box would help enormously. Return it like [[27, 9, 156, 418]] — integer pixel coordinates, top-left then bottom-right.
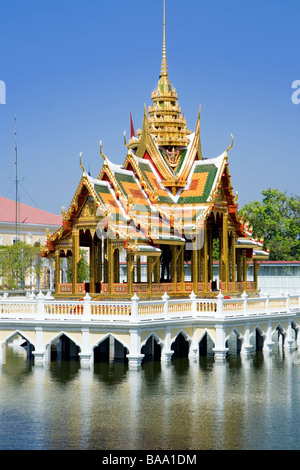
[[160, 0, 168, 78], [147, 0, 191, 151]]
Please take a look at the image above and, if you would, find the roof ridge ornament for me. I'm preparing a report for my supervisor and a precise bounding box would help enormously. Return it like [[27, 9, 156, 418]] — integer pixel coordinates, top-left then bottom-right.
[[79, 152, 87, 175], [226, 134, 234, 154], [99, 140, 108, 166]]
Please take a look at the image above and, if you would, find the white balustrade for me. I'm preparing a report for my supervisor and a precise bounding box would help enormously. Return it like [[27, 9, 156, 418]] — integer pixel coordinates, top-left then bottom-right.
[[0, 291, 299, 323]]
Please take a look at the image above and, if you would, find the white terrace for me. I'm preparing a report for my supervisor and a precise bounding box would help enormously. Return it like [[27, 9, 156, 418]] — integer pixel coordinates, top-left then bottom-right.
[[0, 291, 299, 368]]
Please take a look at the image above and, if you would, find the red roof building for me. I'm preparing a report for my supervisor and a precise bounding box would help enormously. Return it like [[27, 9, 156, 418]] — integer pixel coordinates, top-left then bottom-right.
[[0, 196, 62, 245]]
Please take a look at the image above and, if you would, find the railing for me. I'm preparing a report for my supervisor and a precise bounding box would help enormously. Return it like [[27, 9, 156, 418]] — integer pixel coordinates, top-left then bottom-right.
[[0, 291, 299, 323], [58, 281, 212, 296]]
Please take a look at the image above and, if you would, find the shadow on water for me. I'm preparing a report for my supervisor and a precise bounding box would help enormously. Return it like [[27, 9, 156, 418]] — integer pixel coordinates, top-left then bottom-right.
[[1, 342, 34, 382], [93, 361, 128, 386], [49, 360, 81, 384]]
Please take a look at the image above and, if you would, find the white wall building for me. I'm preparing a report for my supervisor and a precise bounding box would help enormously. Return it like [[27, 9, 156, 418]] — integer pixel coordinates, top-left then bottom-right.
[[0, 196, 61, 290]]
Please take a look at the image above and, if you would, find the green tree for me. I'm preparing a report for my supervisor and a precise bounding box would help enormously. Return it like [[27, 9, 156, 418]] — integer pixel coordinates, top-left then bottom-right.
[[66, 249, 90, 283], [240, 189, 300, 261], [0, 241, 42, 290]]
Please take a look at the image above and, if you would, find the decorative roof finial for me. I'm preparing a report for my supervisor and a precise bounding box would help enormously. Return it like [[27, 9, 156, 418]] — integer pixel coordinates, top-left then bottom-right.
[[99, 140, 108, 166], [160, 0, 168, 78]]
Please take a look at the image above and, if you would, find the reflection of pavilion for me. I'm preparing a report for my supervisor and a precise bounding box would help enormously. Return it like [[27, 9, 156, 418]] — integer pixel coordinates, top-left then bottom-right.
[[41, 1, 268, 299]]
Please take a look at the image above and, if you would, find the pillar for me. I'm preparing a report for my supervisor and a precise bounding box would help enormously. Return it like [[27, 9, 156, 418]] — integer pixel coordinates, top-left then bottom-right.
[[95, 239, 102, 290], [232, 235, 236, 292], [243, 249, 247, 291], [72, 228, 79, 296], [218, 227, 223, 284], [161, 327, 174, 362], [240, 323, 252, 356], [32, 327, 47, 365], [113, 248, 120, 283], [203, 223, 208, 293], [0, 342, 6, 364], [127, 252, 134, 296], [89, 236, 96, 294], [107, 239, 114, 295], [222, 213, 229, 292], [136, 256, 141, 283], [192, 246, 198, 294], [263, 321, 274, 353], [188, 327, 199, 360], [285, 320, 296, 350], [197, 247, 202, 283], [127, 329, 144, 369], [212, 324, 228, 362], [78, 328, 93, 367], [171, 246, 178, 292], [147, 256, 153, 294], [208, 226, 213, 285], [253, 259, 258, 290], [154, 257, 160, 284], [179, 245, 184, 284], [54, 248, 60, 295]]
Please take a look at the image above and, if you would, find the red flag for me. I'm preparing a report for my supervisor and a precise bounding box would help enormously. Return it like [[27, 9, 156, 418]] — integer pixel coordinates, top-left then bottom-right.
[[130, 113, 135, 138]]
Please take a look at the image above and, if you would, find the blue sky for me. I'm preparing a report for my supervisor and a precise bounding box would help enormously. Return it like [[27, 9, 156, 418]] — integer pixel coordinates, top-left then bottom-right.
[[0, 0, 299, 215]]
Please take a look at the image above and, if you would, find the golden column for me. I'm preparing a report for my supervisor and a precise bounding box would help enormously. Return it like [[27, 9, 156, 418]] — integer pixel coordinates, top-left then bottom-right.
[[203, 223, 208, 293], [54, 248, 60, 295], [147, 256, 153, 294], [127, 252, 134, 296], [253, 259, 258, 290], [192, 245, 198, 294], [104, 238, 108, 283], [208, 226, 213, 286], [97, 240, 102, 285], [243, 249, 247, 291], [136, 256, 141, 283], [72, 228, 79, 296], [113, 248, 120, 283], [107, 239, 114, 295], [179, 245, 184, 285], [232, 234, 236, 292], [237, 250, 242, 283], [218, 227, 223, 284], [222, 213, 229, 292], [171, 246, 178, 293], [154, 257, 160, 284], [197, 247, 202, 283], [89, 236, 96, 294]]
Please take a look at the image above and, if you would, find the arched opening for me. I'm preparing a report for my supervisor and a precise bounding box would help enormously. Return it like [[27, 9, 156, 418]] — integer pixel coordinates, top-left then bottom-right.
[[274, 325, 286, 349], [171, 332, 190, 358], [141, 335, 161, 362], [226, 330, 242, 355], [199, 332, 215, 357], [93, 335, 129, 363], [255, 328, 265, 352], [4, 332, 35, 363], [50, 334, 80, 362]]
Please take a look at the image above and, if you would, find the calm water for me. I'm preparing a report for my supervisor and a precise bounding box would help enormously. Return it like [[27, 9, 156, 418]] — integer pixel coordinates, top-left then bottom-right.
[[0, 343, 300, 450]]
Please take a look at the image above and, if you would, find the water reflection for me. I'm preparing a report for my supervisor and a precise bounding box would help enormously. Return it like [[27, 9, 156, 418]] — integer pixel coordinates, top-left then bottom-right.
[[1, 343, 300, 450]]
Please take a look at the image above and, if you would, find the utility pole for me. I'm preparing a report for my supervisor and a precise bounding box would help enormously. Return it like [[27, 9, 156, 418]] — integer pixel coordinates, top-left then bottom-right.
[[14, 115, 18, 242]]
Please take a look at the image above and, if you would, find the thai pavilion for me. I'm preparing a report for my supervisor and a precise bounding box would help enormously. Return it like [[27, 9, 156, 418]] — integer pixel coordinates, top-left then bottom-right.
[[41, 1, 269, 299]]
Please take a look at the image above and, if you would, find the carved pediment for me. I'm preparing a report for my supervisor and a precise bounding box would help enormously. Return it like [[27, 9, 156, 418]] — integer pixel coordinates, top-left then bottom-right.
[[78, 197, 96, 220]]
